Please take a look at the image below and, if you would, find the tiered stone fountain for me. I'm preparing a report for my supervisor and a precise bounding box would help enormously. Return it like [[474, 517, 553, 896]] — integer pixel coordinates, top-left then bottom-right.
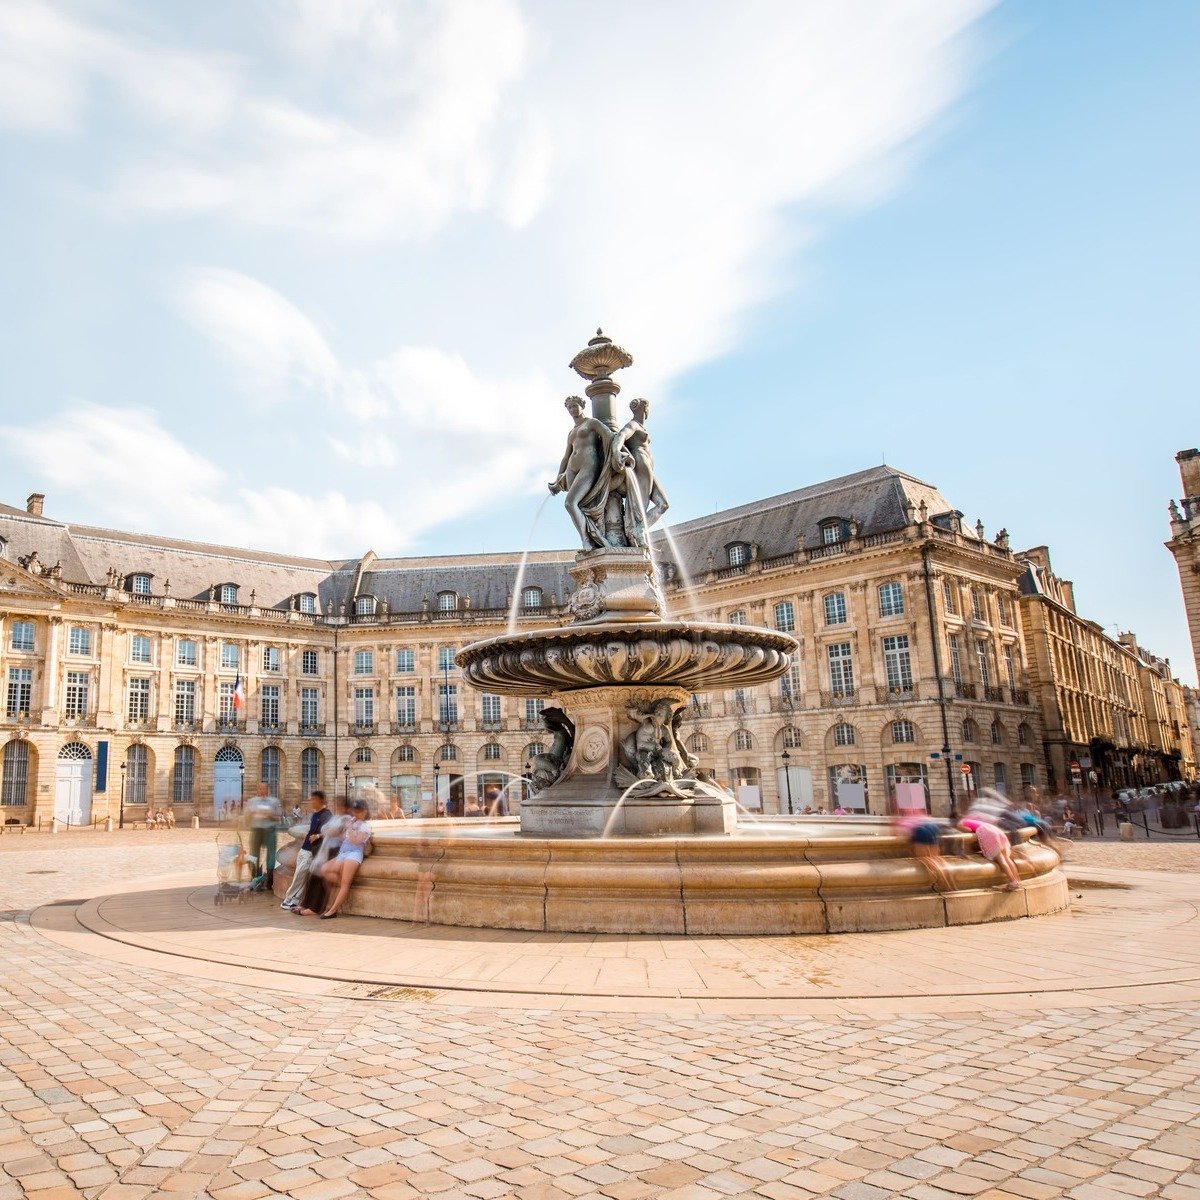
[[277, 332, 1068, 934]]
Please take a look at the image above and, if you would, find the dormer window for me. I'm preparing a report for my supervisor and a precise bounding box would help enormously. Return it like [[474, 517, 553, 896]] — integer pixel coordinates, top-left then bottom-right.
[[354, 595, 377, 616], [437, 591, 459, 612], [219, 583, 238, 605], [127, 573, 152, 595], [521, 586, 543, 610], [820, 519, 846, 546], [297, 592, 317, 614], [726, 542, 750, 567]]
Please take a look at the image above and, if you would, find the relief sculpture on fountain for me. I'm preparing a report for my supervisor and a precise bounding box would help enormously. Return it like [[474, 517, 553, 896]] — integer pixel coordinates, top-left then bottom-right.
[[527, 707, 575, 793], [614, 698, 700, 794]]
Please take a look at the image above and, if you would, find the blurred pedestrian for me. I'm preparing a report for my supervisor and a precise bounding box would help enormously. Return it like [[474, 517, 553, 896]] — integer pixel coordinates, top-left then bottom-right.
[[959, 815, 1022, 889], [280, 790, 331, 911], [246, 783, 282, 887], [314, 798, 372, 919]]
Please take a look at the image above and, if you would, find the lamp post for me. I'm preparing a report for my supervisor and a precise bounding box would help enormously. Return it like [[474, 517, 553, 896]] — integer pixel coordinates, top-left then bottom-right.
[[119, 762, 126, 830], [524, 760, 532, 802], [781, 749, 794, 814], [433, 761, 441, 816], [343, 763, 350, 800], [239, 763, 245, 813]]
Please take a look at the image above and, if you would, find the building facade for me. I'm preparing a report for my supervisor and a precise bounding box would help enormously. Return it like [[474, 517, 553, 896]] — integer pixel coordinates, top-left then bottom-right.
[[0, 464, 1186, 827], [1167, 447, 1200, 681]]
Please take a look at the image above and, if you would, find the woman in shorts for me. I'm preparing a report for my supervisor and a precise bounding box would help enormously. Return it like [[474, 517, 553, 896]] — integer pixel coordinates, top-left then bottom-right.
[[311, 798, 372, 919]]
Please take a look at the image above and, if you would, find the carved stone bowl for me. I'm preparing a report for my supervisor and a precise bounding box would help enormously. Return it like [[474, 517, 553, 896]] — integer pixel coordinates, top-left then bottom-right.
[[457, 620, 798, 697]]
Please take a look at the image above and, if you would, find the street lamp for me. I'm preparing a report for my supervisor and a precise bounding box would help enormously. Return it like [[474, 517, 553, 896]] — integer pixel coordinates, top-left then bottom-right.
[[119, 761, 126, 830], [433, 761, 441, 816], [239, 763, 245, 813], [780, 749, 794, 814], [524, 760, 532, 802], [343, 763, 350, 800]]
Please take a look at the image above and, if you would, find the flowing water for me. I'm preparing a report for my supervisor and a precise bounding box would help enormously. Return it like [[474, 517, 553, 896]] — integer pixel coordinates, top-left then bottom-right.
[[506, 493, 554, 635], [656, 522, 705, 619]]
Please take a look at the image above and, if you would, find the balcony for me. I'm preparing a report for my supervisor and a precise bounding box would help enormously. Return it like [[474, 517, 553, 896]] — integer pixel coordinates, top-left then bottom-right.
[[216, 718, 246, 733], [521, 717, 545, 731], [983, 686, 1005, 704], [392, 721, 418, 735], [687, 699, 711, 719], [884, 685, 918, 702], [2, 710, 33, 727], [260, 722, 283, 736], [299, 722, 325, 737], [62, 713, 95, 728], [174, 718, 197, 732], [1011, 688, 1031, 706], [821, 690, 857, 707], [954, 682, 976, 700], [479, 720, 504, 733], [770, 695, 799, 713], [352, 721, 377, 736]]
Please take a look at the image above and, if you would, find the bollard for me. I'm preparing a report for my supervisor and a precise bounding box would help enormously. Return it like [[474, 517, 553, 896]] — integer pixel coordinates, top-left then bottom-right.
[[191, 815, 200, 830], [105, 816, 113, 832], [1118, 820, 1134, 842], [50, 817, 60, 834]]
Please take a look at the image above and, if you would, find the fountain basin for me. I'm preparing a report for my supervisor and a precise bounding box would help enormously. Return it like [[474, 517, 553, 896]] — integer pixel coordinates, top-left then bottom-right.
[[274, 819, 1069, 935]]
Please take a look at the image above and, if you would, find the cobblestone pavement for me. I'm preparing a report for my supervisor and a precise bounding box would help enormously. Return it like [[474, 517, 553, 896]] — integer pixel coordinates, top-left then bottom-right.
[[1, 835, 1199, 1200]]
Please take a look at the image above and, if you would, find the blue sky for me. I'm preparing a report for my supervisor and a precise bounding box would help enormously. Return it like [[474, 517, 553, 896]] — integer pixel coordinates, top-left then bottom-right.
[[0, 1, 1197, 681]]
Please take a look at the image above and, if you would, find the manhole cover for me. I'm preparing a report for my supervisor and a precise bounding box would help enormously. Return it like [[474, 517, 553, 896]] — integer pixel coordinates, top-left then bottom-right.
[[330, 982, 437, 1002], [28, 870, 58, 875]]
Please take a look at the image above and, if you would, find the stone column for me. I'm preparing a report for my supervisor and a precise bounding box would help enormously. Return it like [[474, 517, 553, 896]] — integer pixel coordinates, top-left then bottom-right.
[[41, 616, 61, 723]]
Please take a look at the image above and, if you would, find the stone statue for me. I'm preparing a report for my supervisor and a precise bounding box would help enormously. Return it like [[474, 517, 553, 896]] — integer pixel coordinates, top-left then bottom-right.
[[618, 698, 691, 784], [550, 397, 626, 550], [528, 707, 575, 792], [612, 397, 669, 543], [1170, 499, 1182, 522]]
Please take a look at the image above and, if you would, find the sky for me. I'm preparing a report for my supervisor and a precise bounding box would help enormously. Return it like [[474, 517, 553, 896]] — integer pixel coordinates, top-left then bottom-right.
[[0, 0, 1197, 682]]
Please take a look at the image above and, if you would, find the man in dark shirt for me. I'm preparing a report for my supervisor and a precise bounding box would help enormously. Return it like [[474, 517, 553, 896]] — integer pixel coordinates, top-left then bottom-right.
[[280, 790, 332, 910]]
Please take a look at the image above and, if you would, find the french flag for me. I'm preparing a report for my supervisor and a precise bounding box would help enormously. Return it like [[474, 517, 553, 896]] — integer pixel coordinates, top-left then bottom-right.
[[232, 674, 246, 712]]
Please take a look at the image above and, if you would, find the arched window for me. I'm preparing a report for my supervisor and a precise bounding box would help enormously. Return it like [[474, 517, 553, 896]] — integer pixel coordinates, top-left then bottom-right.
[[300, 747, 321, 794], [1, 741, 30, 807], [219, 583, 238, 605], [127, 573, 152, 595], [774, 601, 795, 632], [820, 519, 844, 545], [892, 720, 915, 744], [734, 730, 754, 752], [1017, 722, 1031, 747], [354, 595, 377, 616], [833, 723, 856, 747], [482, 743, 502, 761], [993, 762, 1008, 793], [172, 745, 195, 804], [688, 733, 709, 754], [437, 744, 457, 761], [878, 581, 904, 617], [261, 746, 281, 790], [961, 718, 978, 743], [353, 746, 373, 764], [727, 542, 750, 567], [824, 592, 847, 625], [524, 742, 545, 762], [521, 587, 543, 609], [298, 592, 317, 614], [395, 745, 416, 763], [127, 744, 149, 805], [780, 726, 802, 749], [990, 720, 1004, 746], [58, 742, 91, 760], [437, 591, 458, 612], [215, 745, 243, 764]]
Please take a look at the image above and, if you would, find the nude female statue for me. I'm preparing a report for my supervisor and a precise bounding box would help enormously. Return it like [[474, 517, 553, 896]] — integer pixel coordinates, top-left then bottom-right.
[[549, 396, 615, 549], [613, 397, 669, 540]]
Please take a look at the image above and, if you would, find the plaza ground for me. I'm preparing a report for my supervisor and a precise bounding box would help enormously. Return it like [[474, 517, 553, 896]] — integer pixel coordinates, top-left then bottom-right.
[[0, 831, 1198, 1200]]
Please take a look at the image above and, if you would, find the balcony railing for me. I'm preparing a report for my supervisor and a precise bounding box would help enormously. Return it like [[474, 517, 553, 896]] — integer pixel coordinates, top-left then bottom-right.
[[521, 717, 545, 730], [983, 686, 1005, 703], [884, 685, 918, 702], [62, 713, 95, 728], [299, 722, 325, 736], [392, 721, 417, 735], [352, 721, 377, 736], [174, 718, 197, 732], [216, 718, 246, 733], [479, 720, 503, 732], [821, 690, 857, 706], [687, 700, 711, 718], [260, 722, 283, 736], [770, 695, 799, 713], [954, 682, 976, 700], [2, 710, 32, 725], [1011, 688, 1031, 706]]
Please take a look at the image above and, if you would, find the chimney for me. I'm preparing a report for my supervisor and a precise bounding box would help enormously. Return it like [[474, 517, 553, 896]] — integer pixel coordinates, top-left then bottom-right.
[[25, 493, 44, 517], [1176, 449, 1200, 502], [1060, 580, 1076, 613]]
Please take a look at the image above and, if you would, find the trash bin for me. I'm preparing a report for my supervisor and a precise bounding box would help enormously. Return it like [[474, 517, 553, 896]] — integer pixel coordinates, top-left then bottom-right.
[[1118, 820, 1134, 841]]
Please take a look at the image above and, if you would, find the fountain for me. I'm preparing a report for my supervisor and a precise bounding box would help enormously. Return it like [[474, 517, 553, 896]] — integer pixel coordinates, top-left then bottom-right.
[[275, 331, 1068, 934]]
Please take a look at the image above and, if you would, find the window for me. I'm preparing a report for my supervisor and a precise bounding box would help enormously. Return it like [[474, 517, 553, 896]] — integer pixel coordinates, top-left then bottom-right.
[[6, 669, 32, 718], [781, 726, 802, 749], [732, 688, 749, 713], [220, 584, 238, 605], [218, 682, 237, 721], [301, 649, 318, 675], [130, 574, 151, 595], [261, 685, 281, 727], [395, 649, 415, 673], [780, 655, 802, 703], [828, 642, 854, 697], [437, 591, 459, 612], [1004, 645, 1017, 689], [10, 621, 34, 652], [878, 582, 904, 618], [942, 580, 957, 614], [177, 639, 197, 667], [1020, 763, 1036, 788], [353, 746, 372, 764], [68, 626, 91, 656], [948, 634, 963, 686], [355, 595, 376, 616], [834, 723, 856, 747], [821, 520, 843, 545], [220, 643, 239, 670], [173, 745, 195, 804], [689, 733, 709, 754], [774, 601, 795, 632], [524, 743, 544, 760], [395, 686, 416, 726], [354, 650, 374, 675], [128, 634, 152, 665], [971, 588, 985, 622], [1, 741, 29, 807], [396, 745, 416, 763], [892, 719, 915, 744], [962, 719, 978, 743], [990, 720, 1003, 746], [64, 672, 89, 719], [128, 678, 150, 723], [174, 680, 196, 725], [481, 693, 502, 724], [438, 684, 458, 725], [437, 646, 457, 673], [300, 688, 319, 727], [126, 744, 148, 805], [262, 646, 280, 673], [734, 730, 754, 752], [824, 592, 847, 625], [993, 762, 1007, 793], [521, 587, 543, 609], [298, 592, 317, 614], [997, 594, 1011, 626], [354, 688, 375, 725], [885, 763, 929, 807], [1017, 722, 1031, 747], [882, 634, 913, 693], [525, 698, 545, 724], [483, 743, 502, 761], [728, 543, 749, 567], [728, 611, 747, 626], [437, 744, 458, 761], [301, 747, 321, 794], [975, 639, 991, 689]]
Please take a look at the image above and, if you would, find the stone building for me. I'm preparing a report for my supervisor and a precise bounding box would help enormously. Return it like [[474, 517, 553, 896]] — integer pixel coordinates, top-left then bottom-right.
[[0, 467, 1058, 826], [1167, 447, 1200, 680]]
